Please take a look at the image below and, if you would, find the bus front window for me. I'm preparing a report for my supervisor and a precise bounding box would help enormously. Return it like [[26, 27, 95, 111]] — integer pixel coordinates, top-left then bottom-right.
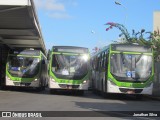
[[8, 56, 40, 78], [52, 54, 88, 79], [110, 53, 152, 81]]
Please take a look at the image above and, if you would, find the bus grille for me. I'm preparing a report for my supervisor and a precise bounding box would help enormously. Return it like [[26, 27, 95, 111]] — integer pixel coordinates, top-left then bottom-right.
[[59, 84, 79, 89], [14, 82, 31, 86], [119, 88, 143, 93]]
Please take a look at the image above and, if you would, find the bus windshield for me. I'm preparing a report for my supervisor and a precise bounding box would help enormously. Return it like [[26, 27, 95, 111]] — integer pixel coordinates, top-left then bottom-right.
[[110, 53, 152, 81], [52, 54, 89, 80], [8, 56, 40, 78]]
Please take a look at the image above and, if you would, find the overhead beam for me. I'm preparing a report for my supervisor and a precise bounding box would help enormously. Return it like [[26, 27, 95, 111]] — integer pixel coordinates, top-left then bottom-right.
[[1, 36, 40, 39], [0, 6, 27, 13], [1, 39, 40, 45], [0, 0, 31, 6], [9, 45, 42, 48], [0, 0, 47, 55], [0, 29, 38, 36]]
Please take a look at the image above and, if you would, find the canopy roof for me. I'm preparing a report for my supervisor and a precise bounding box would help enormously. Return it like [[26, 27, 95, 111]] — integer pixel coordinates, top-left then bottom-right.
[[0, 0, 46, 55]]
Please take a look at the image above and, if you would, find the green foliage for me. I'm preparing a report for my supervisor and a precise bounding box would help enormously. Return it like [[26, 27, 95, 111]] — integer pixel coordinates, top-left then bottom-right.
[[105, 22, 160, 61], [127, 31, 160, 61], [150, 31, 160, 61]]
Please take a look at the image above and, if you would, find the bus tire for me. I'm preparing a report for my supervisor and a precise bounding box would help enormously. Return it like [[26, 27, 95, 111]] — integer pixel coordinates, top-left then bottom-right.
[[36, 87, 43, 91], [100, 80, 106, 97], [0, 84, 6, 90], [136, 94, 143, 100], [77, 90, 84, 96], [41, 86, 45, 90], [50, 89, 57, 94], [93, 89, 97, 94]]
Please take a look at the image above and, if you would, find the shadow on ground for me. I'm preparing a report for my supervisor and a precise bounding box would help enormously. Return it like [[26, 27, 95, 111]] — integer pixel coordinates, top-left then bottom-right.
[[0, 86, 159, 102]]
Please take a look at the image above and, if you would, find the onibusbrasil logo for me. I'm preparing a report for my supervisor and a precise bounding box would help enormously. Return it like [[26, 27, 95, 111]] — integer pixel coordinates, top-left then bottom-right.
[[1, 112, 42, 118]]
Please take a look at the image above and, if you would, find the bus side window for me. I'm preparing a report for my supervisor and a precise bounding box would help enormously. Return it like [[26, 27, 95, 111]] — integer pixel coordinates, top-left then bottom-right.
[[105, 51, 109, 70], [98, 55, 101, 71], [93, 59, 95, 70], [100, 53, 103, 70], [102, 52, 105, 70], [97, 53, 102, 70], [95, 57, 99, 71], [92, 58, 96, 70], [41, 55, 44, 64], [52, 55, 56, 67], [98, 53, 103, 71]]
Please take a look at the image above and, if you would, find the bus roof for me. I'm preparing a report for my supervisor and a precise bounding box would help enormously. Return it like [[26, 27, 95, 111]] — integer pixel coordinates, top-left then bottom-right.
[[52, 46, 89, 54], [92, 43, 152, 58], [111, 44, 152, 53], [10, 49, 41, 56]]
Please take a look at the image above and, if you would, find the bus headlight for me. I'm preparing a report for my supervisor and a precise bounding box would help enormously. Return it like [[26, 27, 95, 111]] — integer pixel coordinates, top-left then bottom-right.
[[50, 78, 55, 82], [6, 76, 11, 80], [81, 55, 88, 62], [34, 79, 38, 81], [83, 80, 87, 84]]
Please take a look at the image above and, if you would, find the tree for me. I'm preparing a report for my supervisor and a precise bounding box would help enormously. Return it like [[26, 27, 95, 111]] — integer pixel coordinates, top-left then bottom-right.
[[105, 22, 130, 43], [150, 30, 160, 61], [105, 22, 160, 61]]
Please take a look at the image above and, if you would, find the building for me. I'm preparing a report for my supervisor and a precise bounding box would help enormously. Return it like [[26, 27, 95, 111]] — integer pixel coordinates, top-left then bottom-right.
[[153, 11, 160, 32]]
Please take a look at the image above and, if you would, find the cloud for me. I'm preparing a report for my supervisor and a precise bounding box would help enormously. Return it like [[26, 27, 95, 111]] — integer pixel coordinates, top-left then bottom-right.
[[34, 0, 75, 19], [48, 12, 72, 19], [62, 0, 78, 7], [35, 0, 65, 11]]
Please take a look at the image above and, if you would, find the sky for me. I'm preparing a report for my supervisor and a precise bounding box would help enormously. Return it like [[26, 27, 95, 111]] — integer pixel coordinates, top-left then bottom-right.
[[34, 0, 160, 52]]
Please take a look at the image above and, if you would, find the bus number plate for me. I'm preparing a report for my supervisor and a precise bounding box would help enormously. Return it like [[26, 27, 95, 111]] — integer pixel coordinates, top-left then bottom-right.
[[67, 85, 72, 89], [127, 90, 135, 94]]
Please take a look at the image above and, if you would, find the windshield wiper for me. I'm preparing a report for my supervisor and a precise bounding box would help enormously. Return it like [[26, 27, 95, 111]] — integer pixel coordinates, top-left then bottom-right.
[[136, 53, 143, 63], [120, 52, 125, 64]]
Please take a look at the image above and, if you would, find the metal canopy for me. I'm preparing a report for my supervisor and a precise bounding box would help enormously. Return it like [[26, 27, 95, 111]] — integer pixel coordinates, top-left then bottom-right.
[[0, 0, 47, 55]]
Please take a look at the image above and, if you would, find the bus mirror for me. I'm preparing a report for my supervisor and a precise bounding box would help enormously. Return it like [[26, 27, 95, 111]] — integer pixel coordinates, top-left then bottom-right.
[[47, 49, 50, 60], [42, 60, 45, 64], [47, 55, 50, 60]]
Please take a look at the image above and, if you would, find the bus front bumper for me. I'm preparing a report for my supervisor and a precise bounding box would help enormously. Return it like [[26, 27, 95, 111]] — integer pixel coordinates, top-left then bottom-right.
[[6, 76, 40, 87], [49, 78, 89, 90], [107, 80, 153, 95]]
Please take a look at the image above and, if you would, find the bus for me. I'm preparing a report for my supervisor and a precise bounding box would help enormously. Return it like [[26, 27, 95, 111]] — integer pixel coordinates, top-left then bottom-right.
[[91, 44, 154, 97], [5, 49, 48, 90], [48, 46, 90, 94]]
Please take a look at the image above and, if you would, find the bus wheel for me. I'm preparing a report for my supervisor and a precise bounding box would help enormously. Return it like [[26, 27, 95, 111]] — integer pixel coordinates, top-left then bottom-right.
[[50, 89, 57, 94], [0, 85, 7, 90], [136, 94, 143, 100], [100, 80, 106, 97], [41, 86, 46, 90], [36, 87, 43, 91], [93, 89, 98, 95], [101, 91, 107, 98], [77, 90, 84, 96]]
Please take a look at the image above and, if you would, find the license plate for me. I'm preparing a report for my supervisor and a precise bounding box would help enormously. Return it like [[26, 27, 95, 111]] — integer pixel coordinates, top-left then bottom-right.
[[66, 85, 72, 89], [127, 90, 135, 94], [69, 85, 72, 89], [14, 82, 20, 86], [20, 83, 26, 86]]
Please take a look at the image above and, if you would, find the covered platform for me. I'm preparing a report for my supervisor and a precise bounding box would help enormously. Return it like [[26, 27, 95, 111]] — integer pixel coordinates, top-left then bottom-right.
[[0, 0, 47, 55]]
